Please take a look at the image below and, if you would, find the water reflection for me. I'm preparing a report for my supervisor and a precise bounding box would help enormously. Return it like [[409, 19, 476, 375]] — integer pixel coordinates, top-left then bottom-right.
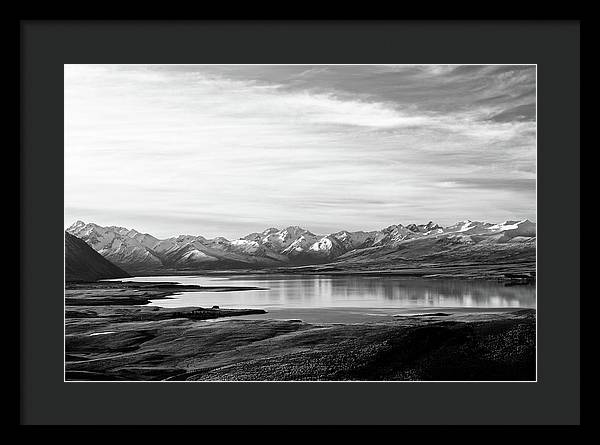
[[116, 274, 536, 310]]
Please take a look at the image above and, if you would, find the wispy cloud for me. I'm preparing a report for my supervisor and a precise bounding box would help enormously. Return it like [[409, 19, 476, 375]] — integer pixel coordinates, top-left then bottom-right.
[[64, 65, 536, 238]]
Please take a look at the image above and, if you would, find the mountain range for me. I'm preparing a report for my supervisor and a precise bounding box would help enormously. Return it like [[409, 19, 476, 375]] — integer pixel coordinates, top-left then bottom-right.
[[66, 219, 536, 275]]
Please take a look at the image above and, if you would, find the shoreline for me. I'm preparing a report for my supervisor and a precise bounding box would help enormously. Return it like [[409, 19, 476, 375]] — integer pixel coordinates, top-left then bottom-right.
[[107, 263, 536, 285], [65, 280, 535, 381], [65, 280, 268, 320]]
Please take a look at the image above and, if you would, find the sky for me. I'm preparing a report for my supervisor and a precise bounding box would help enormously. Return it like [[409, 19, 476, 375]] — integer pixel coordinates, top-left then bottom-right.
[[64, 64, 536, 239]]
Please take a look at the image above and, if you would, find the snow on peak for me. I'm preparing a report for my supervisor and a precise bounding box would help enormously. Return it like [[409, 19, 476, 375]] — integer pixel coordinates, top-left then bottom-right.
[[282, 225, 312, 236], [125, 229, 140, 238], [405, 221, 441, 233], [310, 237, 333, 251], [65, 218, 535, 270], [335, 230, 350, 240], [68, 220, 87, 230], [458, 221, 476, 231]]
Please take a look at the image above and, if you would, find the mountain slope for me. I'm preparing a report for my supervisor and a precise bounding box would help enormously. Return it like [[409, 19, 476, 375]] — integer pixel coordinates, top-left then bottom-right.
[[67, 221, 163, 273], [329, 219, 536, 273], [66, 219, 536, 274], [65, 232, 130, 282]]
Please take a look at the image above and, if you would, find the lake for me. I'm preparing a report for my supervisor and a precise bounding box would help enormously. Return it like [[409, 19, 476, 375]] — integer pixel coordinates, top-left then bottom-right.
[[114, 274, 536, 323]]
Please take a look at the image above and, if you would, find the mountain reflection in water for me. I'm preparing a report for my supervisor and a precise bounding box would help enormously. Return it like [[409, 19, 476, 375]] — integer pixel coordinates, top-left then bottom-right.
[[115, 274, 536, 310]]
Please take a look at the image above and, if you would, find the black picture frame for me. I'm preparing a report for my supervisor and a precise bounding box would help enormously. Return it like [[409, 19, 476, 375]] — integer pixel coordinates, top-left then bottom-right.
[[20, 20, 580, 425]]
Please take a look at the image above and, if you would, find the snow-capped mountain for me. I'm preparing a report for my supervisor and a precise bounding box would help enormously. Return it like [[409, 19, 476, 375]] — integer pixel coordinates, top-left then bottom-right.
[[406, 221, 443, 233], [332, 219, 536, 271], [67, 221, 163, 272], [66, 218, 536, 273], [281, 234, 320, 255], [258, 226, 319, 252], [330, 230, 376, 251], [372, 224, 415, 246]]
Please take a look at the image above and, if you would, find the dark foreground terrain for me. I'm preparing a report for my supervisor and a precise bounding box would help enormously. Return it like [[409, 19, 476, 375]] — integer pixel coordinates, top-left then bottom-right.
[[65, 281, 535, 381]]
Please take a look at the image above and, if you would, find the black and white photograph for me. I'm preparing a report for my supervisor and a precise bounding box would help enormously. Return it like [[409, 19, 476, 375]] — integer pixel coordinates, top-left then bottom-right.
[[63, 64, 537, 382]]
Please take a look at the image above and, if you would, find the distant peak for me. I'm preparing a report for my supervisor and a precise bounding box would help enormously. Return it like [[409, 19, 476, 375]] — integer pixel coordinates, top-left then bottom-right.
[[284, 225, 309, 232], [68, 220, 86, 230]]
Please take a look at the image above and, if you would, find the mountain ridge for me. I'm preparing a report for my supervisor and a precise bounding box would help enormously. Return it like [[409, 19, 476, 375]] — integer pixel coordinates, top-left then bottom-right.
[[65, 231, 130, 282], [66, 219, 536, 274]]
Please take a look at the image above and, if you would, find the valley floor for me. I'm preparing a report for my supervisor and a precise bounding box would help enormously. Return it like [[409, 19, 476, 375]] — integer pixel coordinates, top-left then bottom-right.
[[65, 281, 536, 381]]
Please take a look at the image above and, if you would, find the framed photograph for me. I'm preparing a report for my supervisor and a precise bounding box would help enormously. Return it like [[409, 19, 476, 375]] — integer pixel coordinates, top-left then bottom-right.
[[21, 20, 580, 425]]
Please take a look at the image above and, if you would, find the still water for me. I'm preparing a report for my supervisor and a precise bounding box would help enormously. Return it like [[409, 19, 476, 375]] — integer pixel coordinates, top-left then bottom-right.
[[116, 274, 535, 318]]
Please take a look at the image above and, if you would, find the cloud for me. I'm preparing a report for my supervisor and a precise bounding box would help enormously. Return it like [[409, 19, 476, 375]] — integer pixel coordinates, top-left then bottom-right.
[[64, 65, 536, 238], [487, 103, 536, 122], [436, 178, 536, 192]]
